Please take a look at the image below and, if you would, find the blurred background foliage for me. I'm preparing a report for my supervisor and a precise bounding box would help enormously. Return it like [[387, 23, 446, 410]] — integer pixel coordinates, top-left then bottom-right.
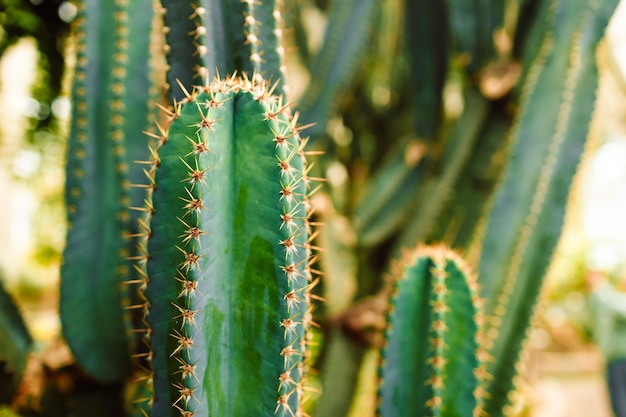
[[0, 0, 626, 415]]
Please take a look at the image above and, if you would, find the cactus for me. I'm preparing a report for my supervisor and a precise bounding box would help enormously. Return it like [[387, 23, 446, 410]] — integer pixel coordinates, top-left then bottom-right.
[[0, 0, 621, 416], [378, 246, 483, 417], [60, 0, 154, 383], [142, 74, 314, 417]]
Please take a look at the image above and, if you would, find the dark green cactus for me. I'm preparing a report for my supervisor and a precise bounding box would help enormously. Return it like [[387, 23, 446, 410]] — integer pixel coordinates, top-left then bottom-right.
[[378, 246, 483, 417], [60, 0, 154, 383], [143, 75, 313, 416]]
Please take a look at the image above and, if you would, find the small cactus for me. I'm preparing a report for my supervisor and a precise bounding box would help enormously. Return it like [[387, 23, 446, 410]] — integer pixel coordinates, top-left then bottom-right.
[[378, 246, 484, 417]]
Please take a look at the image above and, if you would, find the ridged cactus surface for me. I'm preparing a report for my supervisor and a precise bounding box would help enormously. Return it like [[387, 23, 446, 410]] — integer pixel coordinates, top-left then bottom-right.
[[143, 74, 313, 417], [378, 246, 483, 417], [476, 0, 620, 414], [0, 275, 32, 402], [60, 0, 154, 383]]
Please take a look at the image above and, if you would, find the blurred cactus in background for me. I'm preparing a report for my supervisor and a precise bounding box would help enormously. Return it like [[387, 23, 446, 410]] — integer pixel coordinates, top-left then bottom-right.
[[0, 0, 620, 416]]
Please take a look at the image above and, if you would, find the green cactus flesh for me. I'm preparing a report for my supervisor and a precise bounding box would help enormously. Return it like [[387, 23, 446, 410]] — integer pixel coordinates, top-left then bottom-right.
[[143, 74, 313, 417], [476, 0, 620, 415], [60, 0, 153, 383], [378, 246, 483, 417], [160, 0, 289, 101]]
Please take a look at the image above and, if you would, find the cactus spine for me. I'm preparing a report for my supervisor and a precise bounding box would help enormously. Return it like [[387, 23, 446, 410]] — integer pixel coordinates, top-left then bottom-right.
[[378, 246, 484, 417], [142, 74, 313, 417]]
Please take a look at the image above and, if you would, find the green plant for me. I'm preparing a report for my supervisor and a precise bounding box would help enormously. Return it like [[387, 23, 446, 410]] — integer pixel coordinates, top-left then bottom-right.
[[0, 0, 620, 416], [378, 246, 483, 417]]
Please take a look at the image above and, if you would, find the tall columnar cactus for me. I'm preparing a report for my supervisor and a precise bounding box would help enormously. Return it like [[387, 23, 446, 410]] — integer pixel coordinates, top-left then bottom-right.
[[141, 74, 314, 417], [60, 0, 154, 383], [378, 246, 484, 417], [475, 1, 620, 415]]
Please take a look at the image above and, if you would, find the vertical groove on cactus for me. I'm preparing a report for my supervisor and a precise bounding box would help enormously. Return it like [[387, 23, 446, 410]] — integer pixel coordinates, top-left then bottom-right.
[[377, 246, 483, 417], [142, 74, 315, 417], [158, 1, 199, 99]]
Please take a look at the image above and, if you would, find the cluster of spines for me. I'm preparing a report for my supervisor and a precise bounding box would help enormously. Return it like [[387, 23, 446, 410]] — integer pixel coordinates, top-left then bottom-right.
[[378, 246, 485, 417], [132, 73, 319, 416]]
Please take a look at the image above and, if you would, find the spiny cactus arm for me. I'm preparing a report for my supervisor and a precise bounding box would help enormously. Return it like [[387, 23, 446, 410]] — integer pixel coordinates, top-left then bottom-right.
[[378, 246, 482, 417], [406, 0, 447, 140], [61, 0, 155, 383], [145, 76, 313, 417], [477, 1, 619, 415], [159, 1, 226, 100], [393, 88, 489, 254], [160, 0, 289, 101], [353, 138, 428, 247], [447, 0, 504, 74], [0, 276, 32, 404], [297, 0, 380, 140]]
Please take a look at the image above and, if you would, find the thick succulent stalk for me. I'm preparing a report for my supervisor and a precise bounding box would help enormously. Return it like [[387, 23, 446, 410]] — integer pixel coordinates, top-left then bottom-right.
[[142, 74, 313, 417], [475, 0, 620, 415], [60, 0, 154, 383], [160, 0, 289, 100], [378, 246, 483, 417]]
